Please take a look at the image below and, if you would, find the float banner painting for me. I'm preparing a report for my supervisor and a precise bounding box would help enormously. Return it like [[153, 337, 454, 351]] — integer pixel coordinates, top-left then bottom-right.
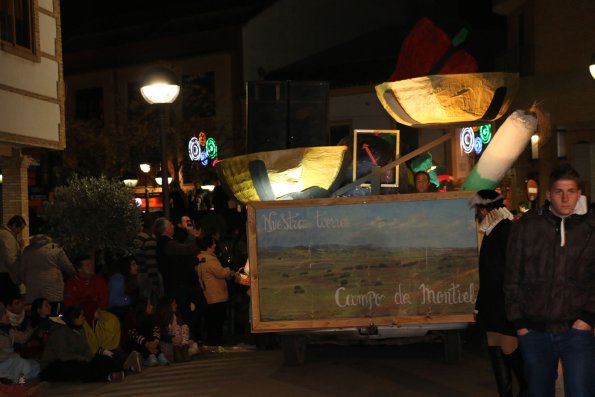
[[247, 192, 479, 331]]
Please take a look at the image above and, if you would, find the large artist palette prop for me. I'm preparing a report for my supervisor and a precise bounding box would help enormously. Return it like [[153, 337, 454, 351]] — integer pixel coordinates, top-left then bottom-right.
[[247, 191, 478, 332], [375, 72, 519, 127]]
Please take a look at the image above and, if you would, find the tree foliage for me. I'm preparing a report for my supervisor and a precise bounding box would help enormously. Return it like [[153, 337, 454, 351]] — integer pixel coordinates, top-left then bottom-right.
[[41, 175, 141, 260]]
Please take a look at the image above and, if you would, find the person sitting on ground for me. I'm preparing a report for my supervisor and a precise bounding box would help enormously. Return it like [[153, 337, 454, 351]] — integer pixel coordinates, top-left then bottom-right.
[[29, 298, 54, 338], [156, 297, 199, 362], [64, 255, 108, 325], [82, 308, 141, 374], [122, 298, 168, 368], [108, 256, 140, 327], [1, 294, 34, 353], [19, 298, 55, 360], [0, 303, 40, 385], [83, 308, 142, 375], [39, 306, 124, 383]]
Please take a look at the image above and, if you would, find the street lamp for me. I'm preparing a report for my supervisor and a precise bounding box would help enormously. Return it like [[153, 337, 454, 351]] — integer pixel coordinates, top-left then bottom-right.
[[140, 67, 180, 219], [122, 178, 138, 188], [155, 175, 172, 186], [122, 170, 139, 189], [590, 53, 595, 79], [139, 163, 151, 213]]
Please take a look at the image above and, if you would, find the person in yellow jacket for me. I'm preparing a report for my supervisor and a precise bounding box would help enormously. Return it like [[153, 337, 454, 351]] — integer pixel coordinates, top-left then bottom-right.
[[83, 309, 120, 354], [83, 309, 141, 373], [196, 235, 234, 348]]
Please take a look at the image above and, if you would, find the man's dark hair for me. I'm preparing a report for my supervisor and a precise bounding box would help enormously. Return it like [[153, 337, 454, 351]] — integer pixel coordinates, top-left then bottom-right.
[[155, 296, 175, 328], [130, 297, 150, 326], [7, 215, 26, 228], [200, 235, 215, 251], [61, 306, 83, 327], [549, 164, 580, 189], [29, 297, 49, 327], [73, 254, 92, 270], [1, 289, 22, 307], [175, 213, 192, 226], [469, 190, 505, 210], [414, 171, 430, 181], [111, 255, 135, 276], [142, 212, 158, 230]]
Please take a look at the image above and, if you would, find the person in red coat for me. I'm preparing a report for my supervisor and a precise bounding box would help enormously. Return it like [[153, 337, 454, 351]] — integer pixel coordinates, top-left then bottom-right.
[[64, 255, 108, 324]]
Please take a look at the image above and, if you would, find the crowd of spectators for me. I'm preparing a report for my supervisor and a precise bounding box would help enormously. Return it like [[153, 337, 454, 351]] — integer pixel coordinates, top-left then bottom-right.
[[0, 206, 248, 393]]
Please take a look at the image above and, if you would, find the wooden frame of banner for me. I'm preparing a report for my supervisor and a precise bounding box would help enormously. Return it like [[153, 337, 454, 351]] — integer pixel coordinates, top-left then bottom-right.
[[247, 191, 477, 333]]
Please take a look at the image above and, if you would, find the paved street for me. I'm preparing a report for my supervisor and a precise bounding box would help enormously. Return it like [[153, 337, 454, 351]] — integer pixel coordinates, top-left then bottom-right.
[[42, 329, 503, 397]]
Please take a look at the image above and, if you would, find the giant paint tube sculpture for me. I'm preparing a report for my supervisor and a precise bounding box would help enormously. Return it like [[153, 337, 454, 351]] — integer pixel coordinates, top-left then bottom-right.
[[461, 110, 537, 190]]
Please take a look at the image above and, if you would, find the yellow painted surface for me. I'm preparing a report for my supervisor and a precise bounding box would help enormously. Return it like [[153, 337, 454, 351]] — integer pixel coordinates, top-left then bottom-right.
[[375, 72, 519, 127], [216, 146, 347, 203]]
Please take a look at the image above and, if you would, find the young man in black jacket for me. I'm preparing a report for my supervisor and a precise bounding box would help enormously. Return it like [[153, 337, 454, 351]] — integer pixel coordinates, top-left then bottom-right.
[[504, 164, 595, 397]]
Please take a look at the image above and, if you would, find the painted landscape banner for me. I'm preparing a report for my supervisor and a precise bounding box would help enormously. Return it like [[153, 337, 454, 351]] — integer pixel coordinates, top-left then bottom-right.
[[247, 192, 479, 331]]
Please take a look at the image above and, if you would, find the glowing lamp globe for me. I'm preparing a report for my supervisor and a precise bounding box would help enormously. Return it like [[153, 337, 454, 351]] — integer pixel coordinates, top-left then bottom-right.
[[140, 67, 180, 104], [139, 163, 151, 174], [123, 178, 138, 188], [155, 177, 172, 186]]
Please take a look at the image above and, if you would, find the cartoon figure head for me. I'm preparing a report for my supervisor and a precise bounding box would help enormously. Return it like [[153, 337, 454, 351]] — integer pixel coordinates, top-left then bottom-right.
[[198, 131, 207, 147]]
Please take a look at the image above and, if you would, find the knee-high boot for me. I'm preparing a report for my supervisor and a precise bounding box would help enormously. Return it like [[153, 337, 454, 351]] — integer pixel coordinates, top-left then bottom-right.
[[504, 347, 527, 397], [488, 346, 513, 397]]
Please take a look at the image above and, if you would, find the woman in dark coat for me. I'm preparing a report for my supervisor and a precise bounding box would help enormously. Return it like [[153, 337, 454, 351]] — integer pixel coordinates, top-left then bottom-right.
[[471, 190, 526, 397]]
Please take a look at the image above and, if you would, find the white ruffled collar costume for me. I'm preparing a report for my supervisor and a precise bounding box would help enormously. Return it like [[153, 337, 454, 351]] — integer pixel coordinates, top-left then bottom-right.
[[469, 190, 513, 236], [478, 207, 514, 235]]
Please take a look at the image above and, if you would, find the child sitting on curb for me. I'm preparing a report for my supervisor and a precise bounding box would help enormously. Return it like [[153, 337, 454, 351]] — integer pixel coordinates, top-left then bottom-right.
[[156, 297, 199, 362], [122, 298, 168, 367]]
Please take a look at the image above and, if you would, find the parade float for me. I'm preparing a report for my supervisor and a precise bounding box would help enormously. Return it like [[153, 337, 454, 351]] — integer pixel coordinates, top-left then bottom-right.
[[214, 17, 538, 365]]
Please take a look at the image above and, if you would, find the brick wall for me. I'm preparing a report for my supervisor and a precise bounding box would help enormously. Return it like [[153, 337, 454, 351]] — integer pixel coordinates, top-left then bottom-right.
[[1, 149, 33, 244]]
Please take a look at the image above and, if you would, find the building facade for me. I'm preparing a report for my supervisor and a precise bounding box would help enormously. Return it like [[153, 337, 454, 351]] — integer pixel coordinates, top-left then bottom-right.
[[494, 0, 595, 207], [58, 0, 594, 210], [0, 0, 65, 238]]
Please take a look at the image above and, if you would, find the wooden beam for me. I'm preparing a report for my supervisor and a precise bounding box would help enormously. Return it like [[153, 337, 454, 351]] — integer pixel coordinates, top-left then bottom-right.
[[333, 132, 453, 196]]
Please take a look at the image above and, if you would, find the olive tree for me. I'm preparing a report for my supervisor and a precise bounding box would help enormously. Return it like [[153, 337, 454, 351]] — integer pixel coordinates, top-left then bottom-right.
[[42, 175, 141, 267]]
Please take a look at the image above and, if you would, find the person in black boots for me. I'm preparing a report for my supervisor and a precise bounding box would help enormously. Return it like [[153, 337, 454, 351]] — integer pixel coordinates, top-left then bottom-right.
[[154, 217, 202, 342], [470, 190, 526, 397]]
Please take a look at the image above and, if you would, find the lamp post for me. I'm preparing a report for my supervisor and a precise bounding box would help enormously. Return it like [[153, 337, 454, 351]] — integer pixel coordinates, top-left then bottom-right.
[[139, 163, 151, 213], [140, 67, 180, 220]]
